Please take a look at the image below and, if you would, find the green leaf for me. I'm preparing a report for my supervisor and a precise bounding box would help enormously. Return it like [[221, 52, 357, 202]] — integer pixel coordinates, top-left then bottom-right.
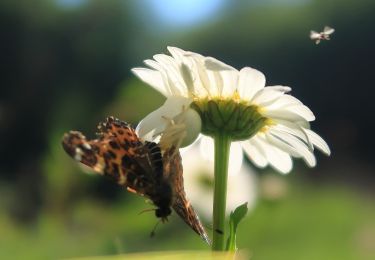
[[226, 202, 248, 251]]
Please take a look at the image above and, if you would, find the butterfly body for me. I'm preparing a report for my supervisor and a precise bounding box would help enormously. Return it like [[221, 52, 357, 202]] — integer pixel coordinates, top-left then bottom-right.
[[62, 116, 210, 244]]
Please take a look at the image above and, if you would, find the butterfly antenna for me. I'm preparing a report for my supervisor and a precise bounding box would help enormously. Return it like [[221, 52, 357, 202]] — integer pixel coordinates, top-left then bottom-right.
[[150, 219, 162, 238], [138, 208, 156, 215]]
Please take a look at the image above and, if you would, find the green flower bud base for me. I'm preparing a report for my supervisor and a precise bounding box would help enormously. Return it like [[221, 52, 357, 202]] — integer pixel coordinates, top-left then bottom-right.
[[191, 98, 268, 141]]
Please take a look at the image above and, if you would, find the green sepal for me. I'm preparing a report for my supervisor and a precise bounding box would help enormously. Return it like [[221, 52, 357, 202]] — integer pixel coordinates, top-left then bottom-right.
[[208, 100, 224, 126], [226, 202, 248, 251], [191, 98, 268, 140], [224, 106, 240, 131], [219, 99, 237, 121]]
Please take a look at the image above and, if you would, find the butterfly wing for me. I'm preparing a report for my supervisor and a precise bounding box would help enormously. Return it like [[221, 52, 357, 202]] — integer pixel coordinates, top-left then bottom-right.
[[62, 117, 209, 242], [163, 147, 211, 244], [62, 117, 162, 195], [62, 130, 106, 173]]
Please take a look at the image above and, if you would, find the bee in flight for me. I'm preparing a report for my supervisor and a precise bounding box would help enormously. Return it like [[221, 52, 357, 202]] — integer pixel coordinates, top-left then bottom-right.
[[62, 116, 210, 244], [310, 26, 335, 44]]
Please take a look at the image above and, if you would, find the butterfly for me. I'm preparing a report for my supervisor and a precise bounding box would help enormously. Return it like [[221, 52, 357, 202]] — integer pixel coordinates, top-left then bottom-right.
[[62, 116, 210, 244], [310, 26, 335, 44]]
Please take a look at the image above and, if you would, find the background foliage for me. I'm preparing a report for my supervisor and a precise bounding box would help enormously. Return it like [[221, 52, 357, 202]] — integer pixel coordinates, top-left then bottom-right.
[[0, 0, 374, 259]]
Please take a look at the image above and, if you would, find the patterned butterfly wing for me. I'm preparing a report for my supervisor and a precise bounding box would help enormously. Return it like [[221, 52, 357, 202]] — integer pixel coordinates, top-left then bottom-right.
[[62, 117, 208, 243], [62, 116, 162, 196], [162, 147, 211, 245]]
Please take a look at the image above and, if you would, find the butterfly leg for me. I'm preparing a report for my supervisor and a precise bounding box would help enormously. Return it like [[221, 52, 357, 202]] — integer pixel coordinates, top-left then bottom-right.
[[127, 187, 138, 194]]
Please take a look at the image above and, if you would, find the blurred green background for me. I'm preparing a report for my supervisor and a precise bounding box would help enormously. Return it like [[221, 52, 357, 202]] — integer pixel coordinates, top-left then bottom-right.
[[1, 0, 375, 259]]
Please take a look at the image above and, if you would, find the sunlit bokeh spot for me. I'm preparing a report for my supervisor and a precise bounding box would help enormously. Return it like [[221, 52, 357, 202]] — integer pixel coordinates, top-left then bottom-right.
[[142, 0, 226, 28]]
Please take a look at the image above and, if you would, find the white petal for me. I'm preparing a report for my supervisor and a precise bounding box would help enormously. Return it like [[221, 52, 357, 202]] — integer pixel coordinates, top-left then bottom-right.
[[269, 129, 316, 167], [190, 56, 211, 96], [265, 133, 302, 158], [153, 54, 183, 80], [143, 59, 180, 96], [131, 68, 170, 97], [180, 134, 203, 155], [180, 62, 194, 93], [303, 128, 331, 155], [136, 96, 192, 141], [136, 110, 166, 142], [266, 86, 292, 93], [153, 54, 188, 96], [238, 67, 266, 101], [267, 148, 293, 174], [228, 142, 244, 176], [199, 136, 243, 175], [172, 107, 202, 147], [263, 95, 314, 122], [263, 108, 312, 122], [295, 120, 310, 129], [167, 46, 188, 60], [145, 57, 187, 96], [273, 121, 313, 149], [207, 70, 223, 96], [144, 59, 165, 71], [256, 136, 293, 173], [252, 86, 291, 106], [204, 68, 238, 97], [265, 94, 302, 110], [204, 57, 235, 71], [241, 137, 268, 168], [181, 49, 205, 62], [199, 136, 214, 161], [284, 104, 315, 121], [153, 54, 177, 68], [167, 46, 204, 61], [267, 147, 293, 174], [220, 70, 239, 97]]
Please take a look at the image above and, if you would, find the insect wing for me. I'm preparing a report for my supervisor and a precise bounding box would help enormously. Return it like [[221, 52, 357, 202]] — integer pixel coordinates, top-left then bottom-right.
[[172, 194, 211, 244], [62, 117, 161, 193], [62, 117, 210, 243], [323, 26, 335, 35], [163, 148, 211, 244], [310, 30, 321, 40], [62, 131, 106, 174]]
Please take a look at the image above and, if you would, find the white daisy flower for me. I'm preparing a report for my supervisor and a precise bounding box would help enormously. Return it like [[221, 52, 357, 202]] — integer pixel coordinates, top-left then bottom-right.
[[181, 141, 257, 220], [132, 47, 330, 173]]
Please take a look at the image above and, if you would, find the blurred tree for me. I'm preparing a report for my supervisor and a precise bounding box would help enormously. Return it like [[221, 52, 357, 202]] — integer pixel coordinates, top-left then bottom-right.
[[0, 0, 136, 223]]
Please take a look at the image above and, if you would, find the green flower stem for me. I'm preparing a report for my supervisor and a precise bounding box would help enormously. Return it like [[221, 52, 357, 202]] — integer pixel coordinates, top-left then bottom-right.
[[212, 133, 231, 251]]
